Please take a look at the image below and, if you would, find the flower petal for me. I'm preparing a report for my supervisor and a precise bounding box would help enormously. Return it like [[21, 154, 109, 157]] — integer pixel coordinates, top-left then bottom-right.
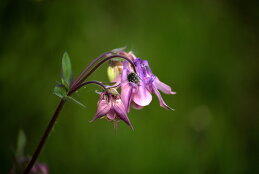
[[142, 60, 153, 77], [121, 61, 130, 82], [113, 99, 133, 129], [132, 59, 153, 106], [132, 84, 152, 106], [121, 62, 133, 112], [131, 101, 144, 110], [107, 110, 116, 120], [121, 82, 133, 112], [91, 99, 111, 122], [154, 77, 176, 95], [153, 85, 174, 110], [112, 74, 121, 86]]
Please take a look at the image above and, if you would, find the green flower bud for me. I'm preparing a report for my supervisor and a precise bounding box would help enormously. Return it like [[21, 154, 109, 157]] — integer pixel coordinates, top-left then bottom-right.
[[107, 60, 123, 82]]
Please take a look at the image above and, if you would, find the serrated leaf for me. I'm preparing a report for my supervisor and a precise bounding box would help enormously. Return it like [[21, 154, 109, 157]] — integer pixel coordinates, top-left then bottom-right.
[[61, 52, 72, 88], [67, 96, 86, 108], [54, 85, 67, 98], [16, 130, 26, 157]]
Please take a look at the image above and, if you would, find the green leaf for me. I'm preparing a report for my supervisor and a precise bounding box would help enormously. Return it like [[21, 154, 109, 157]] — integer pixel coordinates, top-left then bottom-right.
[[61, 52, 72, 88], [54, 85, 67, 98], [16, 130, 26, 157], [67, 96, 86, 108]]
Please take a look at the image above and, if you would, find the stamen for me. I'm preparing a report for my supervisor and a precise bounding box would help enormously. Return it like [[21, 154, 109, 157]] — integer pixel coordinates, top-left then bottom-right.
[[127, 72, 140, 84]]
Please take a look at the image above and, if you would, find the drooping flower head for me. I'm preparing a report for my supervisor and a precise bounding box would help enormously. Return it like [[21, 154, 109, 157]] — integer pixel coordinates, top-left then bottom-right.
[[91, 89, 133, 129], [134, 58, 176, 110], [91, 49, 175, 128], [114, 51, 175, 111], [121, 60, 152, 112]]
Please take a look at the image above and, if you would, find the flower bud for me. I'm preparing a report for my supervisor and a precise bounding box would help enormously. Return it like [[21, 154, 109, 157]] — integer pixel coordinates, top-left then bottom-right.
[[107, 60, 123, 82]]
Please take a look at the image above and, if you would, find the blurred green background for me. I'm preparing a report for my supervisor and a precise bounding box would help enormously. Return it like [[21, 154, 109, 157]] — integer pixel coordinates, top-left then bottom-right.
[[1, 0, 258, 173]]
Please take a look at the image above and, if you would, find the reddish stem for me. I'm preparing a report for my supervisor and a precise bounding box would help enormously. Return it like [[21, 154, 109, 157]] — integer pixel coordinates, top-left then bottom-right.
[[71, 55, 136, 91], [70, 51, 111, 89], [23, 100, 66, 174], [23, 53, 136, 174]]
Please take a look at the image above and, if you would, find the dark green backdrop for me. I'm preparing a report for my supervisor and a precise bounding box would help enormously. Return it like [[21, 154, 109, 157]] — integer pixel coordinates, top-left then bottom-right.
[[1, 0, 258, 173]]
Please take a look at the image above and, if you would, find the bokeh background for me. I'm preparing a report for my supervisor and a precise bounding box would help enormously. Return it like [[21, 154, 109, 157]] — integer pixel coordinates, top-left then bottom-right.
[[1, 0, 258, 173]]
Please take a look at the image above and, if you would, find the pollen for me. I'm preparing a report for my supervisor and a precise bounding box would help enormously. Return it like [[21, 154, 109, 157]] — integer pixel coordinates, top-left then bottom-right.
[[127, 72, 140, 84]]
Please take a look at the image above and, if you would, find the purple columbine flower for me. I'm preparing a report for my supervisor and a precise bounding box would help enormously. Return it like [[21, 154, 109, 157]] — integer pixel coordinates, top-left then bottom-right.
[[91, 90, 133, 129], [134, 58, 176, 110], [121, 60, 152, 112]]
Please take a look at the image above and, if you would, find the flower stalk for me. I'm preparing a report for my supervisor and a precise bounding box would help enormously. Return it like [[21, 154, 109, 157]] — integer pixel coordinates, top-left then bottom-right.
[[71, 54, 137, 91], [70, 51, 112, 89], [23, 99, 66, 174]]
